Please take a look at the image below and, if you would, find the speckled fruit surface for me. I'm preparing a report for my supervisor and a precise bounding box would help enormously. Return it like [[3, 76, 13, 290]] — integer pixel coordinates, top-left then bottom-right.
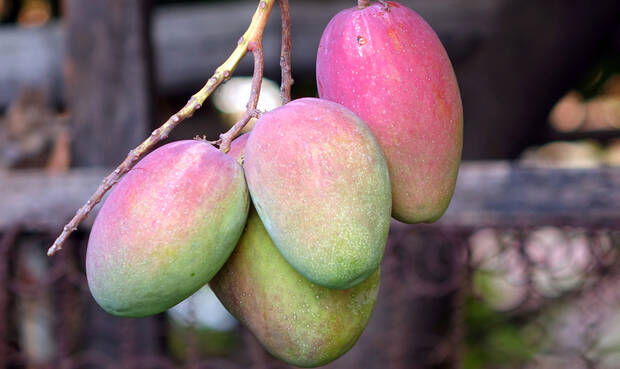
[[244, 98, 391, 289], [86, 140, 249, 317], [211, 207, 380, 368], [316, 1, 463, 223]]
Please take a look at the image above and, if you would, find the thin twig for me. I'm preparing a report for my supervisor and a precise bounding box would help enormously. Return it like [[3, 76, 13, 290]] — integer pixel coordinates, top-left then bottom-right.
[[358, 0, 370, 9], [357, 1, 390, 11], [218, 44, 265, 153], [278, 0, 293, 103], [47, 0, 276, 256]]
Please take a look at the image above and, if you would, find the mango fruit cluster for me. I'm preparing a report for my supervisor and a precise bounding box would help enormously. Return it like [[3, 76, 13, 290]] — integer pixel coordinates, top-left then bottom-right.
[[85, 2, 462, 367]]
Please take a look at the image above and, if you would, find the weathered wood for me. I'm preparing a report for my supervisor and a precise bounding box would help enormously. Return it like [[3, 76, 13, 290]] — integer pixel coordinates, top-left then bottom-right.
[[1, 163, 619, 232], [0, 0, 497, 108], [0, 168, 107, 231], [64, 0, 153, 166], [436, 162, 620, 229]]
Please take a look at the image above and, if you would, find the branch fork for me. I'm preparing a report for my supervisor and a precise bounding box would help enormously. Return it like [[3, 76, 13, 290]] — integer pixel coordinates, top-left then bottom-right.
[[48, 0, 293, 256]]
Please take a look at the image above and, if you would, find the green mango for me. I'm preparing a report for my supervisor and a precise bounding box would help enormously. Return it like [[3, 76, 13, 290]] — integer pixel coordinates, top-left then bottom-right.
[[210, 208, 379, 368], [244, 98, 391, 289]]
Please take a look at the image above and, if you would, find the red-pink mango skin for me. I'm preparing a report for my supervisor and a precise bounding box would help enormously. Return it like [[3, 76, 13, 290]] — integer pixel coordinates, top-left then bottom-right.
[[228, 132, 249, 164], [244, 98, 391, 290], [86, 141, 249, 317], [316, 1, 463, 223]]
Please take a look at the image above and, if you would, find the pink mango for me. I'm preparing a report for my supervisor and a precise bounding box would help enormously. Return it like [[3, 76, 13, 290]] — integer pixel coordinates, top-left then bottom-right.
[[227, 132, 249, 164], [244, 98, 391, 289], [316, 1, 463, 223], [86, 140, 249, 317]]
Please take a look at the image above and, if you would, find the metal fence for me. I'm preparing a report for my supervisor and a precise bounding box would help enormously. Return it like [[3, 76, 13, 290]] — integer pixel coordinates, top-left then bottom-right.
[[1, 222, 619, 369]]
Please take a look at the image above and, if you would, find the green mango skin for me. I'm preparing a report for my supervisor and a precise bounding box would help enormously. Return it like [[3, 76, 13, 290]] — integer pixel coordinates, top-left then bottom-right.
[[86, 140, 249, 317], [211, 208, 380, 368], [316, 1, 463, 223], [244, 98, 391, 289]]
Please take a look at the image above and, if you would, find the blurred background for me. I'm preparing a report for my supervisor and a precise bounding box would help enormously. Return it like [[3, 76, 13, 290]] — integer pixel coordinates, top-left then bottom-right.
[[0, 0, 619, 368]]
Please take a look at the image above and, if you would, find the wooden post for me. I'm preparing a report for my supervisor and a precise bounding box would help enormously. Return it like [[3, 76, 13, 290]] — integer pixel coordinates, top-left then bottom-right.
[[64, 0, 153, 166], [60, 1, 155, 362]]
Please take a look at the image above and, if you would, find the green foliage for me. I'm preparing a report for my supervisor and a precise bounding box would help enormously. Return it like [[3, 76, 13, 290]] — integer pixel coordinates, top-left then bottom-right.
[[168, 319, 240, 359], [464, 297, 540, 369], [576, 55, 620, 99]]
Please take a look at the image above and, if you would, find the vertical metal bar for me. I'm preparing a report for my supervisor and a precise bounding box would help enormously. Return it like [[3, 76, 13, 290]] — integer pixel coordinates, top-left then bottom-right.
[[0, 226, 20, 368]]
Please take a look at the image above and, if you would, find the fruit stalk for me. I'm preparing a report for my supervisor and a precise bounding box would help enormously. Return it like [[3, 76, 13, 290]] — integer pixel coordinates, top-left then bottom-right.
[[219, 0, 296, 152], [47, 0, 277, 256], [358, 0, 389, 10], [357, 0, 370, 9], [278, 0, 293, 104], [217, 45, 264, 153]]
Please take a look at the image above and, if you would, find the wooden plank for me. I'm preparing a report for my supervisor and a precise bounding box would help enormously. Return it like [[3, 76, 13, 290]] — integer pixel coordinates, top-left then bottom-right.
[[64, 0, 153, 166], [436, 162, 620, 229], [0, 0, 497, 108], [0, 168, 108, 231], [1, 162, 619, 232]]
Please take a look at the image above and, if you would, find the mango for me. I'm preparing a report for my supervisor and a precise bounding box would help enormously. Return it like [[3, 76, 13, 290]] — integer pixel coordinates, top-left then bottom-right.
[[86, 140, 249, 317], [244, 98, 391, 289], [227, 132, 248, 165], [316, 1, 463, 223], [210, 207, 380, 368]]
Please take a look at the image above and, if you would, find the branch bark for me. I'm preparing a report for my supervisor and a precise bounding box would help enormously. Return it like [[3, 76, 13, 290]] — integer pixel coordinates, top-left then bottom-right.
[[47, 0, 276, 256], [278, 0, 293, 103], [218, 45, 265, 153]]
